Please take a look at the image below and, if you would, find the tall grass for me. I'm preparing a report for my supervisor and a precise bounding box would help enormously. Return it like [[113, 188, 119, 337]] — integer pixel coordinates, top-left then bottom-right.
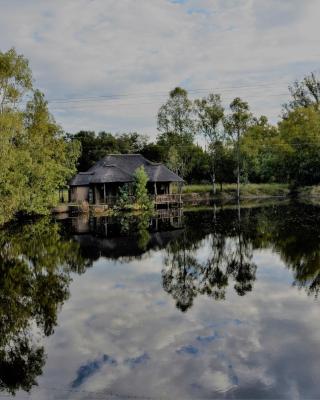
[[180, 183, 289, 197]]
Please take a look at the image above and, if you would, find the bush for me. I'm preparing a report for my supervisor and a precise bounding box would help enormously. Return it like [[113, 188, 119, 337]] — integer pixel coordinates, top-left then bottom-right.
[[134, 166, 153, 210]]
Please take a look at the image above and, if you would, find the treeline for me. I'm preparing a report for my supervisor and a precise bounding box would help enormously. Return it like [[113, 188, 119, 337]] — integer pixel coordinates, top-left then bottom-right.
[[73, 74, 320, 193], [1, 46, 320, 224], [0, 48, 79, 224]]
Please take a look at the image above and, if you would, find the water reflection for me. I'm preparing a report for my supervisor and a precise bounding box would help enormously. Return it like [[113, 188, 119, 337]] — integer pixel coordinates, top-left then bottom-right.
[[162, 207, 257, 311], [70, 210, 184, 261], [1, 203, 320, 398], [0, 218, 90, 395], [63, 202, 320, 313]]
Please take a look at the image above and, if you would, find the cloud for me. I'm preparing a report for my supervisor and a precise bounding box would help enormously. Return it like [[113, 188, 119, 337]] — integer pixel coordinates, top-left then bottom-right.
[[1, 0, 319, 137]]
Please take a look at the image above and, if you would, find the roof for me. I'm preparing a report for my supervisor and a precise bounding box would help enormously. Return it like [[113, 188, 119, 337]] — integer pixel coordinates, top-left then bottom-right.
[[69, 154, 183, 186]]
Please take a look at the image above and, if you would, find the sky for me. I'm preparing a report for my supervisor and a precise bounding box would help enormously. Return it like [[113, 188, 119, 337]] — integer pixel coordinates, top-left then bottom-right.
[[0, 0, 320, 139]]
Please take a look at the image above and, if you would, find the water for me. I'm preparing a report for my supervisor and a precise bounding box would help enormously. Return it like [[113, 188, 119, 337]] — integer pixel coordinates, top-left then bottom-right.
[[1, 201, 320, 399]]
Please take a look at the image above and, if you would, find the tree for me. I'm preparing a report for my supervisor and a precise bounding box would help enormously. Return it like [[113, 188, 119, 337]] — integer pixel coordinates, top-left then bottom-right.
[[283, 72, 320, 116], [223, 98, 252, 198], [140, 142, 164, 163], [0, 48, 32, 112], [73, 131, 149, 171], [22, 90, 80, 214], [277, 106, 320, 186], [0, 48, 80, 224], [194, 93, 224, 194], [72, 130, 111, 171], [157, 87, 195, 144], [167, 145, 185, 177], [241, 116, 283, 183], [157, 87, 195, 179], [134, 166, 152, 210]]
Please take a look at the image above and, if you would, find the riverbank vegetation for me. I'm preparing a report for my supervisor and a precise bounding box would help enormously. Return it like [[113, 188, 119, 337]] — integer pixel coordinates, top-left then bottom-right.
[[180, 183, 289, 197], [0, 48, 79, 225]]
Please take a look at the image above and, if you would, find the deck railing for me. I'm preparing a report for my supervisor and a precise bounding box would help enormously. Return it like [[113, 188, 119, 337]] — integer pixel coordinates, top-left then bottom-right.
[[154, 194, 182, 204], [99, 193, 182, 206]]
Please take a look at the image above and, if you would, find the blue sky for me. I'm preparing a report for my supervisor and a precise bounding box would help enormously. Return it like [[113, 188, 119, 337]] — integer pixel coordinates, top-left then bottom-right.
[[0, 0, 319, 138]]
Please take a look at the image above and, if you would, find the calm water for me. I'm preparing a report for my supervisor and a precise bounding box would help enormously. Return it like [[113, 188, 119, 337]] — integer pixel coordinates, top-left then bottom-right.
[[1, 201, 320, 399]]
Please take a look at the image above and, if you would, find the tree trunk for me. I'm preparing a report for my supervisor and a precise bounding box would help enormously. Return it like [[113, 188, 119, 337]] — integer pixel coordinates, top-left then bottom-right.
[[212, 172, 216, 196], [211, 147, 216, 195], [236, 129, 240, 199]]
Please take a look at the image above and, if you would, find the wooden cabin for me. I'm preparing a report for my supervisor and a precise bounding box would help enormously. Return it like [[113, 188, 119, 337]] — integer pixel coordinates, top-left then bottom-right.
[[69, 154, 183, 206]]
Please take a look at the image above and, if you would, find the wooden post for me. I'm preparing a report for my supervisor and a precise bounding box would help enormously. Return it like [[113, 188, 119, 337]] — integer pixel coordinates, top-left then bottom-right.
[[154, 182, 157, 195], [103, 183, 106, 204]]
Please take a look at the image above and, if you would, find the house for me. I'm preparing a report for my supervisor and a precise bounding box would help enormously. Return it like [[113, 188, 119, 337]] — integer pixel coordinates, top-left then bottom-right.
[[69, 154, 184, 205]]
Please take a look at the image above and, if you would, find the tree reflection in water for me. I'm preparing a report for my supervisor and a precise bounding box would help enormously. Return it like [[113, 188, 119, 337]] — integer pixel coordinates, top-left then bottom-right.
[[162, 204, 257, 311], [162, 202, 320, 311], [255, 203, 320, 298], [0, 218, 90, 395]]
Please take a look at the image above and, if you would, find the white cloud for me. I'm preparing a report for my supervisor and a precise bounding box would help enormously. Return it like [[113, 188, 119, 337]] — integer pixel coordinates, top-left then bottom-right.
[[0, 0, 319, 137]]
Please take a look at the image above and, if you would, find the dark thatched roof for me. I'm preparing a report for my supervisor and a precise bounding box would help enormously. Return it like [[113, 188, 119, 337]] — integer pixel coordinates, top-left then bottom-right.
[[69, 154, 183, 186]]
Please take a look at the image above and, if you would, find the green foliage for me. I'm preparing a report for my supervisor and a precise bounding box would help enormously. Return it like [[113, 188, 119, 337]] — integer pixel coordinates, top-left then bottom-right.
[[156, 87, 197, 179], [167, 146, 181, 175], [194, 93, 225, 192], [157, 87, 195, 145], [241, 116, 283, 183], [140, 142, 164, 162], [0, 49, 80, 225], [0, 48, 32, 112], [277, 106, 320, 186], [73, 130, 148, 171], [283, 72, 320, 116], [223, 98, 253, 196], [134, 166, 153, 210], [194, 93, 224, 142], [117, 184, 131, 209]]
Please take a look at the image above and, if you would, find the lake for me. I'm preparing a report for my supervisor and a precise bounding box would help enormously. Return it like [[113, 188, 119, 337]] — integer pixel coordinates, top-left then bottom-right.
[[1, 201, 320, 399]]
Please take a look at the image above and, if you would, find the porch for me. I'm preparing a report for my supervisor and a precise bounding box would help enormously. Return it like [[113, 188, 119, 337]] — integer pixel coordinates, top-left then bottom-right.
[[90, 193, 183, 208]]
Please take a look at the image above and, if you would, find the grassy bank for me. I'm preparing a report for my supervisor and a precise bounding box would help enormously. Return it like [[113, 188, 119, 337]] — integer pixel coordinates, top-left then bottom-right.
[[179, 183, 290, 198], [298, 185, 320, 198]]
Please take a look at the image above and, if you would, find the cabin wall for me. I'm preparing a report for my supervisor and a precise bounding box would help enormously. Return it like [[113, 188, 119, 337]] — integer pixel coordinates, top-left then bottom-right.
[[70, 186, 89, 203], [94, 185, 102, 204]]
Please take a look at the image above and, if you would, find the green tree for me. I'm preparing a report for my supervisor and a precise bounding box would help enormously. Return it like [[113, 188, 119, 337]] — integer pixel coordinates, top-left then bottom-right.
[[140, 142, 164, 163], [167, 145, 182, 175], [22, 90, 80, 214], [157, 87, 195, 179], [134, 166, 152, 210], [157, 87, 195, 144], [283, 72, 320, 116], [194, 93, 224, 194], [73, 131, 149, 171], [223, 98, 252, 198], [277, 106, 320, 186], [0, 48, 80, 224], [0, 48, 32, 112], [241, 116, 283, 183]]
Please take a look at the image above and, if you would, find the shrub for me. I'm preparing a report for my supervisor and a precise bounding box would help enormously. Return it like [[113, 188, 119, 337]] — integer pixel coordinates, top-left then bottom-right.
[[134, 166, 153, 210]]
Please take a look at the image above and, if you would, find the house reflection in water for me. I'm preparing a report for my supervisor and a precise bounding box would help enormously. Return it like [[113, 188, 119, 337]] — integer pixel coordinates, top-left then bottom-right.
[[70, 209, 184, 260]]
